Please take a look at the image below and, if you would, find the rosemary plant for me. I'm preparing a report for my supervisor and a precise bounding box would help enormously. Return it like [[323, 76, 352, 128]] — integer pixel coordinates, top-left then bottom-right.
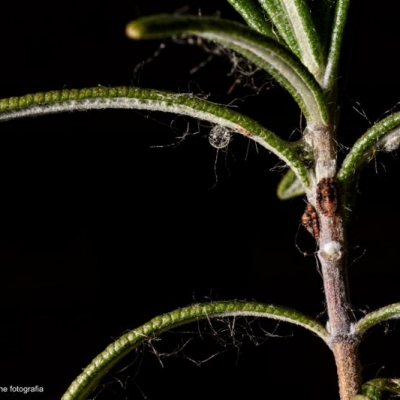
[[1, 1, 400, 399]]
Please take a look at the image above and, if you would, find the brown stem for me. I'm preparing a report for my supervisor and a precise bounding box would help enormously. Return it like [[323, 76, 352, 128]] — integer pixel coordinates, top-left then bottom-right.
[[307, 123, 362, 399], [332, 340, 361, 400], [318, 197, 362, 400]]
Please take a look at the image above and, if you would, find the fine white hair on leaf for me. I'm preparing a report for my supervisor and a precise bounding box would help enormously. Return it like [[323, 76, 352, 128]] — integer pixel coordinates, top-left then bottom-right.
[[172, 34, 276, 94], [378, 129, 400, 153]]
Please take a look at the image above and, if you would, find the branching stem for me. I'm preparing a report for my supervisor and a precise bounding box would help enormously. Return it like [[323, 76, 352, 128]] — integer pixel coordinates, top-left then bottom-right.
[[306, 121, 362, 399]]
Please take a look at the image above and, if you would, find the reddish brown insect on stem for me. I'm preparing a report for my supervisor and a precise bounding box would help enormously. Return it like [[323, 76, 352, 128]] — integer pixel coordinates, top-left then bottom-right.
[[316, 178, 337, 217], [301, 204, 320, 239]]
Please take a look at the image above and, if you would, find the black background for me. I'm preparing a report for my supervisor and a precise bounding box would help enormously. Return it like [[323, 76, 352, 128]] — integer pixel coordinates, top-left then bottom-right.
[[0, 1, 400, 399]]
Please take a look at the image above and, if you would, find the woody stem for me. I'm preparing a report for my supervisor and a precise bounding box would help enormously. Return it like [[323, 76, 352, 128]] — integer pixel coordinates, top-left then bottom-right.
[[318, 213, 361, 400], [307, 123, 362, 399]]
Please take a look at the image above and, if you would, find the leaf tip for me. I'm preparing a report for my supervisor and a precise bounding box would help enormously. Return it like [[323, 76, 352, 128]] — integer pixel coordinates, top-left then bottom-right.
[[126, 22, 143, 39], [276, 169, 305, 200]]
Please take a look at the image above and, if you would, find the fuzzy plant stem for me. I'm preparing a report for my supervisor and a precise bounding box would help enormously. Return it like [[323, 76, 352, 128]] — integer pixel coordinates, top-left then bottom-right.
[[306, 122, 361, 400], [318, 211, 361, 400]]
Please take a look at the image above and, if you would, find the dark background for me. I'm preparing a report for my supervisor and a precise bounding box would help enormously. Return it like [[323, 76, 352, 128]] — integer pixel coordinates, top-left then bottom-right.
[[0, 1, 399, 399]]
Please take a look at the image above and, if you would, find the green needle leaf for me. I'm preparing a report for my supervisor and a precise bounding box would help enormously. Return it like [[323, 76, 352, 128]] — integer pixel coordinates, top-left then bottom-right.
[[61, 300, 328, 400], [257, 0, 300, 57], [227, 0, 274, 37], [355, 302, 400, 338], [323, 0, 351, 90], [0, 86, 310, 187], [257, 0, 325, 81], [338, 111, 400, 184], [277, 168, 306, 200], [126, 15, 329, 126]]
